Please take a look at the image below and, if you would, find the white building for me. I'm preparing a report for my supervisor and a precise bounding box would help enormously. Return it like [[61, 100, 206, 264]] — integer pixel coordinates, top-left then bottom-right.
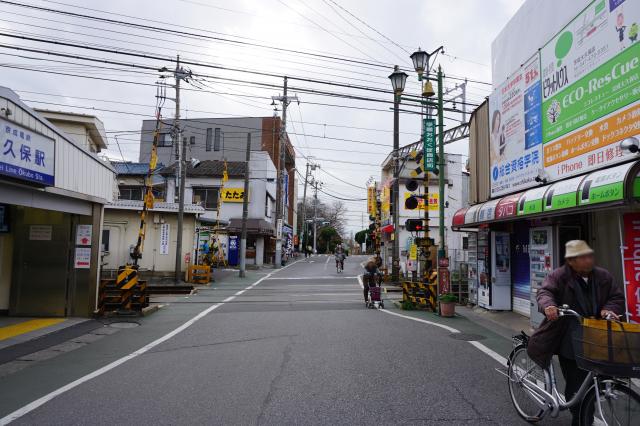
[[0, 87, 115, 317]]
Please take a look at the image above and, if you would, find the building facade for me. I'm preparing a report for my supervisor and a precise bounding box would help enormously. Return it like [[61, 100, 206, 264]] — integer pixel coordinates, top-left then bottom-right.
[[454, 0, 640, 326], [0, 87, 115, 317]]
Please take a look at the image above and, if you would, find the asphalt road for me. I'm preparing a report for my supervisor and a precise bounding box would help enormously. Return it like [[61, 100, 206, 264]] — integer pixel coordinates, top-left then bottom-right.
[[1, 255, 537, 425]]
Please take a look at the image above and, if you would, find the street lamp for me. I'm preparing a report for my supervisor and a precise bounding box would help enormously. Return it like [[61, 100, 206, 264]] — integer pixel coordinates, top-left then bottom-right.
[[410, 48, 429, 80], [388, 65, 407, 284]]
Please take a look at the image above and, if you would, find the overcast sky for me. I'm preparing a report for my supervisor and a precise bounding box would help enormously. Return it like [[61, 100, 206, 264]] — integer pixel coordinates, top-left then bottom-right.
[[0, 0, 524, 234]]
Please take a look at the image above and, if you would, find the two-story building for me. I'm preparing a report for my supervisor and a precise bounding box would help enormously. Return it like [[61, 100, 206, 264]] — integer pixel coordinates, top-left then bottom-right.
[[0, 87, 115, 317]]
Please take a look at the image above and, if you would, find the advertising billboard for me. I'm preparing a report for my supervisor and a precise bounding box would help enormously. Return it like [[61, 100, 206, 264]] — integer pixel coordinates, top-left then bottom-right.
[[489, 53, 543, 197], [541, 0, 640, 180]]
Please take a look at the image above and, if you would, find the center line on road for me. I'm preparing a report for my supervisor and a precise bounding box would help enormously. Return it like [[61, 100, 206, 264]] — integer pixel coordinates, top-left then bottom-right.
[[0, 259, 303, 425]]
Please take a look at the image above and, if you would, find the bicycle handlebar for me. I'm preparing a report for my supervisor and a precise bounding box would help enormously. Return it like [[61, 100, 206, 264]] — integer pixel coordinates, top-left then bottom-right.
[[558, 304, 620, 321]]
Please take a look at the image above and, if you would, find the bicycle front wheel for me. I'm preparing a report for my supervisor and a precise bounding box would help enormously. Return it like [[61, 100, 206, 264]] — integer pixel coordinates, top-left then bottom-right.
[[507, 345, 550, 422], [580, 379, 640, 426]]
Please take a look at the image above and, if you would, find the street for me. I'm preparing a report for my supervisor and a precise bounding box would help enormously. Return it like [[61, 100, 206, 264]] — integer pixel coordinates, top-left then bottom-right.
[[0, 255, 544, 425]]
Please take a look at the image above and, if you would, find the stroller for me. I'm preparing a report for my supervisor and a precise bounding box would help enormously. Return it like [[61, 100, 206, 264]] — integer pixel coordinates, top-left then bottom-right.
[[366, 274, 384, 309]]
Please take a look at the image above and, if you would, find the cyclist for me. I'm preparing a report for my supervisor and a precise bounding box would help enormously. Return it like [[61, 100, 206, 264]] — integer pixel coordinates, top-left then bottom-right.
[[363, 256, 381, 303], [334, 243, 346, 273], [527, 240, 625, 426]]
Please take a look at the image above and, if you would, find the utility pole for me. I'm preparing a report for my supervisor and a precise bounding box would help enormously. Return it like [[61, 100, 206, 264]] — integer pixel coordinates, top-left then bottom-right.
[[437, 66, 446, 261], [312, 180, 322, 254], [300, 161, 311, 255], [392, 90, 401, 284], [272, 78, 298, 268], [239, 133, 251, 278], [173, 55, 187, 284]]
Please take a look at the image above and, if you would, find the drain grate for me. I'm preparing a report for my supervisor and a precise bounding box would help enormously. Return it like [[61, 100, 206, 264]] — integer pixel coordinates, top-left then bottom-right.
[[108, 322, 140, 329], [448, 333, 486, 341]]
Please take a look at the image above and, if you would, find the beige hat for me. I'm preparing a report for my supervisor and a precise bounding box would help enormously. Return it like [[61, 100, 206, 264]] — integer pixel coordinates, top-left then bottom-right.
[[565, 240, 594, 258]]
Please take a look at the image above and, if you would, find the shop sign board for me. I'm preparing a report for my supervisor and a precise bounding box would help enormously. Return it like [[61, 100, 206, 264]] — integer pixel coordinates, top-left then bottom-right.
[[438, 267, 451, 294], [29, 225, 52, 240], [0, 118, 55, 186], [489, 53, 543, 197], [220, 188, 246, 203], [577, 160, 634, 206], [76, 224, 92, 246], [495, 193, 522, 219], [74, 247, 91, 269], [476, 199, 500, 223], [517, 186, 548, 216], [367, 186, 377, 216], [159, 223, 170, 255], [423, 119, 437, 172], [541, 0, 640, 180], [542, 175, 585, 211], [622, 211, 640, 323]]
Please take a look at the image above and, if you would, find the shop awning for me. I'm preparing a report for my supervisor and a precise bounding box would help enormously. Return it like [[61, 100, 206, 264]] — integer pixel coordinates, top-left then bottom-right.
[[452, 160, 640, 229]]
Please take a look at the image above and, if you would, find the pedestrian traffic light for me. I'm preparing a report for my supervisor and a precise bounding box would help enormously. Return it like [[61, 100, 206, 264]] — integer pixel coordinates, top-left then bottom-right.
[[405, 219, 425, 232]]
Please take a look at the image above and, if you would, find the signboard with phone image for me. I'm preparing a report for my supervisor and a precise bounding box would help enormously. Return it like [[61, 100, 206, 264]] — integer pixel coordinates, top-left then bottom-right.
[[578, 160, 635, 205], [542, 175, 585, 211], [517, 186, 548, 215]]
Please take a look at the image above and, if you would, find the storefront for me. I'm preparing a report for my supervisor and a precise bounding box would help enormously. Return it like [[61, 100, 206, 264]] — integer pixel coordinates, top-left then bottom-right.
[[454, 160, 640, 326], [0, 87, 115, 317]]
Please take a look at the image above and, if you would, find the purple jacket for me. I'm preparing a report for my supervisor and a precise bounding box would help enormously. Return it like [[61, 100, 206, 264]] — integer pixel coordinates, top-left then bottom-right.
[[527, 264, 625, 367]]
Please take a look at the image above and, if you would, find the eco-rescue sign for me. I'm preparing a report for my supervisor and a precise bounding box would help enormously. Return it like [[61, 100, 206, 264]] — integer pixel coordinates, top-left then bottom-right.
[[540, 0, 640, 181]]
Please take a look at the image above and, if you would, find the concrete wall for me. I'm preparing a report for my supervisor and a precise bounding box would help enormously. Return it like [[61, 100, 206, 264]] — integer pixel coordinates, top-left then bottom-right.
[[139, 117, 264, 165], [102, 209, 197, 273]]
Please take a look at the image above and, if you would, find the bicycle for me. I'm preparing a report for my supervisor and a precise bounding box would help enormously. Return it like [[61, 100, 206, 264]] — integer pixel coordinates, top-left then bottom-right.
[[505, 305, 640, 425], [335, 258, 344, 273]]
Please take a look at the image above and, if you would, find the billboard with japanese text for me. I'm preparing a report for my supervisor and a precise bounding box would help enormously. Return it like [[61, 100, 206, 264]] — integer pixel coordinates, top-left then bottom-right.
[[541, 0, 640, 180], [489, 53, 543, 197], [0, 118, 55, 186]]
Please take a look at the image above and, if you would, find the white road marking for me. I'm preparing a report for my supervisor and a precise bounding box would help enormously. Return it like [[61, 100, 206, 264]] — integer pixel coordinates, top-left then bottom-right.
[[263, 276, 358, 280], [357, 275, 364, 289], [379, 309, 508, 366], [324, 255, 331, 270], [0, 260, 303, 425]]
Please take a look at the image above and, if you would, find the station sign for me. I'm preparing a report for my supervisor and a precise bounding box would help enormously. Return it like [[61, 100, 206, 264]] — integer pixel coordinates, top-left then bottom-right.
[[0, 118, 55, 186]]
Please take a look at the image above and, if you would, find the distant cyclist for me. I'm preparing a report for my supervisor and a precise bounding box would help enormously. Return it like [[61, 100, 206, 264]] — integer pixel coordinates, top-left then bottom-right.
[[334, 244, 346, 273]]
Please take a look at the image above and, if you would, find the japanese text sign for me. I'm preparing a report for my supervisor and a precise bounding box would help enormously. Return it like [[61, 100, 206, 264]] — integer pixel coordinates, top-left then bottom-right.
[[0, 118, 55, 186], [423, 119, 437, 172], [220, 187, 246, 203]]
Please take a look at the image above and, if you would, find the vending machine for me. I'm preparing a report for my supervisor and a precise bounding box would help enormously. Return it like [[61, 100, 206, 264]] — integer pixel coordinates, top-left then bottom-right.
[[478, 231, 512, 310], [529, 227, 554, 328]]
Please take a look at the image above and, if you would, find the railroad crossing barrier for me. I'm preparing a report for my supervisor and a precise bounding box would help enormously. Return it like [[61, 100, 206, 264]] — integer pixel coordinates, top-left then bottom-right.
[[402, 280, 437, 311], [98, 265, 148, 315], [187, 265, 212, 284]]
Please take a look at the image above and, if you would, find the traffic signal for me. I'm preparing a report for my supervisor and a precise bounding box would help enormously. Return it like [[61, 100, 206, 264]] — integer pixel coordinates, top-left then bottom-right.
[[405, 180, 418, 192], [405, 195, 419, 210], [405, 219, 425, 232]]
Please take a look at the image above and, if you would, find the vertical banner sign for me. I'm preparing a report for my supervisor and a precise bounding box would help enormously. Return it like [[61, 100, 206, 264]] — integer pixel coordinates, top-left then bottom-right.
[[541, 0, 640, 181], [423, 119, 437, 172], [489, 53, 543, 197], [623, 212, 640, 323], [159, 223, 170, 255], [367, 186, 377, 216]]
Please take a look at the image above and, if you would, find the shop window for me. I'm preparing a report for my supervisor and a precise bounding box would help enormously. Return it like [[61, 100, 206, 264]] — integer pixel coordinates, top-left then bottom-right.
[[193, 187, 219, 210], [119, 185, 143, 200], [158, 132, 173, 147], [214, 128, 221, 151], [102, 229, 110, 252], [206, 128, 212, 151]]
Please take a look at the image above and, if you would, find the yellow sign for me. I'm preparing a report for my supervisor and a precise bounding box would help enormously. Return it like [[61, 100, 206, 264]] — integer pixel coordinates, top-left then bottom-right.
[[367, 186, 377, 216], [220, 188, 246, 203], [409, 244, 417, 260], [381, 185, 390, 219], [404, 192, 438, 211]]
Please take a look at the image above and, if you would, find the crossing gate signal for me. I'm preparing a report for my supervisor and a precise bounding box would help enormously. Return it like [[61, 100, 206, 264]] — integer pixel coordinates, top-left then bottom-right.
[[408, 150, 425, 177]]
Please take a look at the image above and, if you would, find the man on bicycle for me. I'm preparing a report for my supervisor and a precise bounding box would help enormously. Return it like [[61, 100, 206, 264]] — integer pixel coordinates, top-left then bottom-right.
[[528, 240, 625, 425], [334, 244, 346, 272]]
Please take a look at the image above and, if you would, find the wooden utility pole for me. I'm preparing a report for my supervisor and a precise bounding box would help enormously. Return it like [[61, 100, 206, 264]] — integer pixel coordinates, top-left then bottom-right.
[[239, 133, 251, 277]]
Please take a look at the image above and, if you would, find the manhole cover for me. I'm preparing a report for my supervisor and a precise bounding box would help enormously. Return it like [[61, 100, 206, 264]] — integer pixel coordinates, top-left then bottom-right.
[[448, 333, 486, 341], [108, 321, 140, 329]]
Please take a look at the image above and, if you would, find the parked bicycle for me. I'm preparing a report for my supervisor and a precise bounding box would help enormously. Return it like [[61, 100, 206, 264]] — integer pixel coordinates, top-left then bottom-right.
[[505, 305, 640, 425]]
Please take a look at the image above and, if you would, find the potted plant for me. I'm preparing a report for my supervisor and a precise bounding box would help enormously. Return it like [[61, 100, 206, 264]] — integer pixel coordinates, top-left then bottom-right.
[[439, 293, 458, 317]]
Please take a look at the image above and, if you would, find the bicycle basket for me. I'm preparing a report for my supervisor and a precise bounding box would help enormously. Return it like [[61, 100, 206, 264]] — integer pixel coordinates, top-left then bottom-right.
[[572, 319, 640, 378]]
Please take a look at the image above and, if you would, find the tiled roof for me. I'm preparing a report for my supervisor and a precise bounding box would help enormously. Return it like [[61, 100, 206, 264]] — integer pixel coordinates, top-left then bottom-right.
[[112, 162, 164, 175], [106, 199, 205, 214], [159, 160, 247, 177]]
